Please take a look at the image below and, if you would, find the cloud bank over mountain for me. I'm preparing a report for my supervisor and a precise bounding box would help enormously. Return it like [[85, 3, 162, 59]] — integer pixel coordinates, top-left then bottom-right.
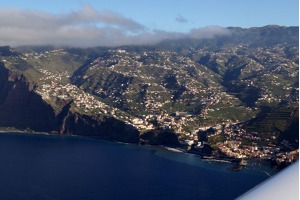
[[0, 5, 231, 47]]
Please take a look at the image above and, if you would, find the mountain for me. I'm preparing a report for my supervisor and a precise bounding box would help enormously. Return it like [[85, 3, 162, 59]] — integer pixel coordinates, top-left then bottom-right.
[[0, 26, 298, 148]]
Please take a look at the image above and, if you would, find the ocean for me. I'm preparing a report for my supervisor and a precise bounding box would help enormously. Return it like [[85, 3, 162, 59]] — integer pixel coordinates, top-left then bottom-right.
[[0, 133, 275, 200]]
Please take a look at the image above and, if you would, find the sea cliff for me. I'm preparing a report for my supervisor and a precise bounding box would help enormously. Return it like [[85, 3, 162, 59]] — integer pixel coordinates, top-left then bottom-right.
[[0, 63, 141, 144]]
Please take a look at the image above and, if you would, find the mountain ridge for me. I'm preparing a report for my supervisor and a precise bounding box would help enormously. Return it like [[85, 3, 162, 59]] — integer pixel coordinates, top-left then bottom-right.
[[0, 25, 298, 150]]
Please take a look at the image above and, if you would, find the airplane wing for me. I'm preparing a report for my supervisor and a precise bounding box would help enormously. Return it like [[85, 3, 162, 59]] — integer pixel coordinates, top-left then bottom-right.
[[236, 161, 299, 200]]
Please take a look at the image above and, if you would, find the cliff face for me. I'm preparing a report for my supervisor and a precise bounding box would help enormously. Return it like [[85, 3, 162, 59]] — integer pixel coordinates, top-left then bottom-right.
[[140, 130, 180, 147], [57, 103, 140, 143], [0, 64, 56, 131], [0, 63, 140, 143]]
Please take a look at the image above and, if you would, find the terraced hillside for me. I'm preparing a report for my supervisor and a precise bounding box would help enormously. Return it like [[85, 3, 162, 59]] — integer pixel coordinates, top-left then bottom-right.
[[0, 26, 298, 148]]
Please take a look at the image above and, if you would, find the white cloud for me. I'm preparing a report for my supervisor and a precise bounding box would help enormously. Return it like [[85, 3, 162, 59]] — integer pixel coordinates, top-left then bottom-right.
[[190, 26, 232, 39], [0, 6, 231, 47]]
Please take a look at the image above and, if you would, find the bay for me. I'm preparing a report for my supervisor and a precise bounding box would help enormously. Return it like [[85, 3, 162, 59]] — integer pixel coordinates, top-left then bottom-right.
[[0, 133, 275, 200]]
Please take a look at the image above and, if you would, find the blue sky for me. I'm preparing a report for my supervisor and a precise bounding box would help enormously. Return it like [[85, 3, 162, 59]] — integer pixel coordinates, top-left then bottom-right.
[[2, 0, 298, 31], [0, 0, 298, 46]]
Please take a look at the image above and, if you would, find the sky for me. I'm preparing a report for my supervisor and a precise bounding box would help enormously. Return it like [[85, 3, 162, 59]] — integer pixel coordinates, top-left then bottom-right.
[[0, 0, 298, 47]]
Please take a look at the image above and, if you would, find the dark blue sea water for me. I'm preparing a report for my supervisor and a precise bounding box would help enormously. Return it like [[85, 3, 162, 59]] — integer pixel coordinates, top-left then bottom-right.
[[0, 133, 275, 200]]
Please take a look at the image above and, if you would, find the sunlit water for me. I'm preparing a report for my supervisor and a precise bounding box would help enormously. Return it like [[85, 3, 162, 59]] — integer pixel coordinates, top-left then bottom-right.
[[0, 133, 276, 200]]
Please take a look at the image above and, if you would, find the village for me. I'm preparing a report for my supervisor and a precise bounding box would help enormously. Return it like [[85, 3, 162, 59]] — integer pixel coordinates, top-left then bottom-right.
[[15, 46, 298, 168], [33, 66, 298, 167]]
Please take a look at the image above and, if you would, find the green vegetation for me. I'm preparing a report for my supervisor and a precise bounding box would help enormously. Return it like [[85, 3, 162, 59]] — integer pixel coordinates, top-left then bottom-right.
[[208, 134, 226, 148], [0, 26, 297, 146], [246, 105, 297, 134]]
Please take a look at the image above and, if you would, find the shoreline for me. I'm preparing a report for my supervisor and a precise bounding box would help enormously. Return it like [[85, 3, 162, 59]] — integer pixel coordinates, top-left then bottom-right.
[[0, 131, 49, 135], [159, 146, 185, 153], [0, 130, 275, 170], [0, 129, 49, 135]]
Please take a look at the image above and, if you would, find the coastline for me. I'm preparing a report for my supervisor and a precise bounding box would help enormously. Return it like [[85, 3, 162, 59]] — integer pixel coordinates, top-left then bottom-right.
[[0, 129, 276, 172], [0, 130, 274, 200], [0, 130, 49, 135], [160, 146, 185, 153]]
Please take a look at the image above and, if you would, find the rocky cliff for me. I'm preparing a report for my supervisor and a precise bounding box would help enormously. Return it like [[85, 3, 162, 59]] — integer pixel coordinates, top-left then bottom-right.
[[0, 63, 56, 131], [140, 129, 180, 147], [56, 102, 140, 143], [0, 63, 140, 143]]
